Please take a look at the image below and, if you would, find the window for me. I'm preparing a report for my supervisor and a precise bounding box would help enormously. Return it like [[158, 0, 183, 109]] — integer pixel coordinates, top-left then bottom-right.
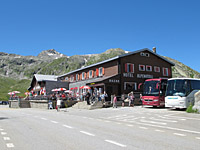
[[125, 63, 134, 73], [124, 82, 137, 91], [139, 65, 145, 71], [76, 74, 79, 81], [146, 65, 152, 71], [89, 70, 93, 78], [140, 52, 145, 56], [163, 68, 169, 76], [145, 53, 150, 57], [65, 77, 68, 81], [70, 76, 74, 82], [82, 72, 85, 80], [99, 67, 103, 76], [154, 66, 160, 72], [140, 52, 150, 57]]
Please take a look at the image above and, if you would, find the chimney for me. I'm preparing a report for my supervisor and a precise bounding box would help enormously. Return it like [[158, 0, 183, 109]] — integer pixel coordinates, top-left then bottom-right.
[[152, 47, 156, 53]]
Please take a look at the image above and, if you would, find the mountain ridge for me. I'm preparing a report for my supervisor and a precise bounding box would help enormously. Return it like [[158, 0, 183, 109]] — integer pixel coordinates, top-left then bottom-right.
[[0, 48, 199, 79]]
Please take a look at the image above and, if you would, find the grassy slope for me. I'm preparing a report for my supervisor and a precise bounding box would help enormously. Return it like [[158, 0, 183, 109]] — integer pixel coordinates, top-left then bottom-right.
[[0, 76, 30, 100]]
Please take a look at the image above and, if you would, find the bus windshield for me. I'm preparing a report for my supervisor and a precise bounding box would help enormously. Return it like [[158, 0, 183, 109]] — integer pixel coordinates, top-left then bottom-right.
[[166, 80, 186, 97], [143, 80, 160, 96]]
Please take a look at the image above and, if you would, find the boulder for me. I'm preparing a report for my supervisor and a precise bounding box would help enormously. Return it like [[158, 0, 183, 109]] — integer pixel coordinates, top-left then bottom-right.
[[193, 90, 200, 112]]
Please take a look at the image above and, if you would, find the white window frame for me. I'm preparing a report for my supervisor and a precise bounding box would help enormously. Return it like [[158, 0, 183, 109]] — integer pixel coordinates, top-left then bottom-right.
[[145, 53, 150, 57], [127, 63, 134, 73], [146, 65, 152, 72], [154, 66, 160, 73], [124, 82, 137, 91], [76, 74, 79, 81], [70, 76, 74, 82], [89, 70, 93, 78], [139, 64, 145, 71], [140, 52, 145, 56], [82, 72, 85, 80], [99, 67, 103, 76], [163, 68, 169, 76]]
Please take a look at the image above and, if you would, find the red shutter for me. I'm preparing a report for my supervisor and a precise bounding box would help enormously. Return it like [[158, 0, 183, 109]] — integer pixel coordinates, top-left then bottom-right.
[[92, 71, 94, 77], [125, 63, 128, 72], [96, 68, 99, 77], [163, 68, 166, 76], [84, 73, 86, 79], [130, 64, 133, 72], [87, 72, 89, 79], [80, 73, 82, 80], [102, 67, 105, 75], [77, 74, 79, 80], [168, 68, 171, 76]]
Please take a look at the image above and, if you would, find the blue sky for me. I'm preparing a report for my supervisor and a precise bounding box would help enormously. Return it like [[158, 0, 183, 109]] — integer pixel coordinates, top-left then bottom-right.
[[0, 0, 199, 72]]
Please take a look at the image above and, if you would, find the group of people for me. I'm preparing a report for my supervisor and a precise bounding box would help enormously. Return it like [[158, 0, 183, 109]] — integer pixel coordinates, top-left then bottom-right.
[[112, 91, 135, 108]]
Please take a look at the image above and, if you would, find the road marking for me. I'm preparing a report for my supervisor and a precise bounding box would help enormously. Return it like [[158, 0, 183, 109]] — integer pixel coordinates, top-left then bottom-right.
[[155, 129, 165, 132], [51, 121, 58, 124], [195, 137, 200, 140], [139, 127, 148, 130], [6, 143, 14, 148], [1, 132, 7, 135], [96, 119, 103, 121], [130, 121, 200, 135], [80, 131, 95, 136], [140, 119, 167, 125], [105, 140, 127, 147], [173, 133, 186, 137], [63, 124, 73, 129], [41, 118, 48, 120], [3, 137, 10, 140], [104, 120, 111, 123], [150, 117, 177, 123], [116, 122, 121, 125], [0, 128, 4, 131], [126, 124, 133, 127]]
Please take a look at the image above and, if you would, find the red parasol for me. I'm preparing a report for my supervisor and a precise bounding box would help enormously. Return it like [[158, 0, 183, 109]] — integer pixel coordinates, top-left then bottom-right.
[[80, 86, 91, 89]]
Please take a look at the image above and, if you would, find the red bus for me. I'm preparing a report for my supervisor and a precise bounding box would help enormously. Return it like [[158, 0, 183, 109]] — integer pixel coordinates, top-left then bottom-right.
[[141, 78, 168, 107]]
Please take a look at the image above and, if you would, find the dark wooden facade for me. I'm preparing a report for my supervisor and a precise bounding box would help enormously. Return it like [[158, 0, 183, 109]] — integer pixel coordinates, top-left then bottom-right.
[[58, 48, 174, 98]]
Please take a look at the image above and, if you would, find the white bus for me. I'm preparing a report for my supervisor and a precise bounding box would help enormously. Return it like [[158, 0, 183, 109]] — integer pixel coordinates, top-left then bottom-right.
[[165, 78, 200, 109]]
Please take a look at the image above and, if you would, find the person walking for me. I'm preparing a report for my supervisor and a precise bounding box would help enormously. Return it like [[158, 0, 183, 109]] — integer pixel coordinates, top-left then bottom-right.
[[129, 92, 135, 107], [113, 94, 117, 108], [86, 91, 91, 105], [121, 93, 125, 107]]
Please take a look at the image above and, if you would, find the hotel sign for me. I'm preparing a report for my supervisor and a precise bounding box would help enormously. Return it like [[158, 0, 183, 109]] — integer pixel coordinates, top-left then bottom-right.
[[123, 73, 134, 78], [137, 74, 153, 79]]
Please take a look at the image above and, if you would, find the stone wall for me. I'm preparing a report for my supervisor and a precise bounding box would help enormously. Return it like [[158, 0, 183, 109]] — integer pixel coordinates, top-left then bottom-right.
[[29, 100, 48, 109], [9, 100, 19, 108]]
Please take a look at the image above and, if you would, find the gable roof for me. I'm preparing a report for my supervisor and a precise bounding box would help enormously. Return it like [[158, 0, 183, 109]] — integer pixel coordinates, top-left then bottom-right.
[[58, 48, 175, 77], [34, 74, 58, 82]]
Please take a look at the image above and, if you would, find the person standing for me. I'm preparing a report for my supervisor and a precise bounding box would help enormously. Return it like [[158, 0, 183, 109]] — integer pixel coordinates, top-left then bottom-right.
[[121, 93, 125, 107], [56, 98, 61, 112], [86, 91, 91, 105], [113, 94, 117, 108]]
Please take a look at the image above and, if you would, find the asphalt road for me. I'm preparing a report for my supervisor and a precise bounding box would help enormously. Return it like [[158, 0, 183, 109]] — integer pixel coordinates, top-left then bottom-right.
[[0, 105, 200, 150]]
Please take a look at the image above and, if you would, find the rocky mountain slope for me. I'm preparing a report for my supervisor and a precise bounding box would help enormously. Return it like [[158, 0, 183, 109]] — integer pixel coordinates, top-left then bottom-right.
[[0, 48, 199, 100], [0, 48, 199, 80]]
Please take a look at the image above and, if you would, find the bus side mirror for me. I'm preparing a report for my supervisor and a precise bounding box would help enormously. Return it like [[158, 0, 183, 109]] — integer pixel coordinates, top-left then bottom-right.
[[138, 83, 143, 90]]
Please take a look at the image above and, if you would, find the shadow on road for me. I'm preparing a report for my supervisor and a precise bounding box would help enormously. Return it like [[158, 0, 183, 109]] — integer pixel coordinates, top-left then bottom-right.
[[0, 117, 9, 120]]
